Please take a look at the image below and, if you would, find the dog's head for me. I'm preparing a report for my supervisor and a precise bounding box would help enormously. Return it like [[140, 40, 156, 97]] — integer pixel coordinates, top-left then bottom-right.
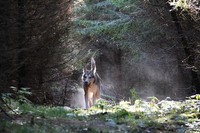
[[82, 57, 96, 86]]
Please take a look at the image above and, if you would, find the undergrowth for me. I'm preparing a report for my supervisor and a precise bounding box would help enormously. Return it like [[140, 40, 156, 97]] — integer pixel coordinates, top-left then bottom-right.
[[1, 95, 200, 133]]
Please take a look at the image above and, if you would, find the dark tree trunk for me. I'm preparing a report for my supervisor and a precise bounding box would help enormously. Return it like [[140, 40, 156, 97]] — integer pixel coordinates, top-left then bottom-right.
[[17, 0, 26, 89], [170, 10, 200, 94]]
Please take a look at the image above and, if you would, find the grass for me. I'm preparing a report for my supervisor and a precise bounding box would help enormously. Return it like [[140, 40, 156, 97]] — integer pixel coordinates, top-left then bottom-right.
[[1, 97, 200, 132]]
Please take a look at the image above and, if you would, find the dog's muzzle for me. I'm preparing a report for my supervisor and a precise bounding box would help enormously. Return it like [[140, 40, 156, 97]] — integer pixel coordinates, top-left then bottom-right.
[[84, 81, 89, 86]]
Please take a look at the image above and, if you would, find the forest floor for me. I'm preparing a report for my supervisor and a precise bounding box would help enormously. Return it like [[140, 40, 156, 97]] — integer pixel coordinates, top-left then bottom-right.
[[1, 95, 200, 133]]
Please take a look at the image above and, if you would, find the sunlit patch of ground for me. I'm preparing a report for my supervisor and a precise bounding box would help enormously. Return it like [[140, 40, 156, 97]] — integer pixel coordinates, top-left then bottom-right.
[[1, 96, 200, 133]]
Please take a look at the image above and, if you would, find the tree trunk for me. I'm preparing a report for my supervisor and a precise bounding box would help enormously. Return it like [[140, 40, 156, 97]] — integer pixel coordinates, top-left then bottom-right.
[[17, 0, 26, 89], [170, 10, 200, 94]]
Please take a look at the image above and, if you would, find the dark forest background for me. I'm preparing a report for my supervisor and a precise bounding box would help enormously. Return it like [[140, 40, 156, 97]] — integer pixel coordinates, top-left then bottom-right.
[[1, 0, 200, 107]]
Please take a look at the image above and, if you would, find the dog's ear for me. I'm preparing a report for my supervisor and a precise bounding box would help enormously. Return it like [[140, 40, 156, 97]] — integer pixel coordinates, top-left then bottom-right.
[[83, 67, 87, 74], [82, 67, 86, 81], [91, 57, 96, 74]]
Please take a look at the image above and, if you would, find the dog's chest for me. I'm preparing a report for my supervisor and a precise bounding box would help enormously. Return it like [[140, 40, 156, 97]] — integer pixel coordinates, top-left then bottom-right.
[[85, 83, 98, 94]]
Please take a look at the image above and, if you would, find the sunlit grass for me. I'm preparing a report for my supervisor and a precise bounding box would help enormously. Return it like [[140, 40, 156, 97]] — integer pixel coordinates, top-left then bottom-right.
[[1, 96, 200, 132], [20, 104, 71, 118]]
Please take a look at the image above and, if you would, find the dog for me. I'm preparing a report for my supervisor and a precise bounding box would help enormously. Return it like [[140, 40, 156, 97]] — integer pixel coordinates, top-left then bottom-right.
[[82, 57, 101, 109]]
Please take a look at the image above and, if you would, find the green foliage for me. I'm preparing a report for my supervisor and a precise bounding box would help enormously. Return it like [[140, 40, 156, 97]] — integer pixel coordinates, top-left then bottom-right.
[[168, 0, 200, 20], [1, 97, 200, 132], [169, 0, 189, 10], [15, 87, 32, 104], [109, 0, 140, 8], [1, 93, 12, 104], [94, 99, 114, 111], [195, 94, 200, 100], [72, 0, 145, 51], [3, 86, 32, 104], [189, 94, 200, 100], [130, 88, 139, 103], [72, 0, 170, 65]]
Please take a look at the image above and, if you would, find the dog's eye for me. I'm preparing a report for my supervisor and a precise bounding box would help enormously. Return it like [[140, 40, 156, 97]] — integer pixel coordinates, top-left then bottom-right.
[[83, 75, 86, 78]]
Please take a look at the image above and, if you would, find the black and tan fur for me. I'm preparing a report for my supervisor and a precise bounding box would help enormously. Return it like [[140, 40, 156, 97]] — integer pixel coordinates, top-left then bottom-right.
[[82, 57, 101, 109]]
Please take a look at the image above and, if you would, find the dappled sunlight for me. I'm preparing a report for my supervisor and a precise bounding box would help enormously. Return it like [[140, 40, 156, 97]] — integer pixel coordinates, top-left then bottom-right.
[[69, 96, 200, 132], [1, 95, 200, 132], [2, 87, 200, 133], [1, 0, 200, 132]]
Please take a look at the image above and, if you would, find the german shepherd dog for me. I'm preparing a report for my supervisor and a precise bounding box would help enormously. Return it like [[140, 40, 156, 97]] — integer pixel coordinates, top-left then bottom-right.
[[82, 57, 101, 109]]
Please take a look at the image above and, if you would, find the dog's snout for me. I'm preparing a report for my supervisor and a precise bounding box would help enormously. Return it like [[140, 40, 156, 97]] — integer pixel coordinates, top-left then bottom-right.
[[84, 81, 89, 85]]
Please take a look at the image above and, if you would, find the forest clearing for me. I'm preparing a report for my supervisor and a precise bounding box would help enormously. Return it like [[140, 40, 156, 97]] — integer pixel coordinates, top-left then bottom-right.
[[1, 0, 200, 132], [1, 95, 200, 132]]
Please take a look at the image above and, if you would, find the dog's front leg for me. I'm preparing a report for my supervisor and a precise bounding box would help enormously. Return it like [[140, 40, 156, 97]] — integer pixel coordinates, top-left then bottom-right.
[[85, 94, 89, 109]]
